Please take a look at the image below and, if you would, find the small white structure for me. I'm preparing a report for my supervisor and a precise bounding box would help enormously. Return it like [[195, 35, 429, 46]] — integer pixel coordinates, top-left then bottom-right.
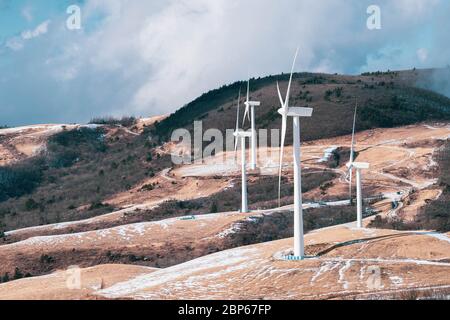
[[234, 90, 252, 213], [277, 48, 313, 259], [243, 79, 261, 170]]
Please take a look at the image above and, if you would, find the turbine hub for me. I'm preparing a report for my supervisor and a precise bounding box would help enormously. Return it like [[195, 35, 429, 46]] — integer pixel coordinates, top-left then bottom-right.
[[278, 108, 288, 116]]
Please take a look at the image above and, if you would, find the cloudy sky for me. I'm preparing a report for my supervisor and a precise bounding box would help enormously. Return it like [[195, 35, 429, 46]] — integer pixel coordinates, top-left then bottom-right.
[[0, 0, 449, 126]]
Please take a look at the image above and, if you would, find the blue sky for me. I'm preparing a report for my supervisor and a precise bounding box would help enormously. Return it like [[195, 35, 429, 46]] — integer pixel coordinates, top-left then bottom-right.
[[0, 0, 449, 126]]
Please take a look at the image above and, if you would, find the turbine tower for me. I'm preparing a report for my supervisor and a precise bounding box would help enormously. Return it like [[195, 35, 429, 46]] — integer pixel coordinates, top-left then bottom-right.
[[277, 48, 313, 259], [234, 90, 252, 213], [346, 104, 370, 228], [243, 79, 261, 170]]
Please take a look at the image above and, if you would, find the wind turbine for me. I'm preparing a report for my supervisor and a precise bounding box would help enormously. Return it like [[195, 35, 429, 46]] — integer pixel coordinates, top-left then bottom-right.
[[242, 79, 261, 170], [234, 90, 252, 213], [277, 48, 313, 259], [346, 103, 370, 228]]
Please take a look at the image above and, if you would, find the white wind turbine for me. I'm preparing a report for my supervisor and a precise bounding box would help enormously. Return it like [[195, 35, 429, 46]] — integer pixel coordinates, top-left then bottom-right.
[[242, 79, 261, 170], [234, 90, 252, 213], [346, 103, 370, 228], [277, 48, 313, 259]]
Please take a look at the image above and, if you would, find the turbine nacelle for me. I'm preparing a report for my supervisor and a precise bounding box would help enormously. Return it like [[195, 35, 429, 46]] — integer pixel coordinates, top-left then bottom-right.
[[234, 130, 252, 138], [244, 101, 261, 108], [347, 161, 370, 170], [278, 107, 313, 118]]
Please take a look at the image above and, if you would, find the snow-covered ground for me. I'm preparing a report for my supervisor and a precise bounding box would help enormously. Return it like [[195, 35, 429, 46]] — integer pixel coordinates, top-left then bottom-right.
[[0, 124, 66, 135], [0, 123, 102, 136], [97, 246, 260, 299], [93, 224, 450, 300], [317, 146, 338, 163], [5, 203, 153, 236], [416, 232, 450, 245]]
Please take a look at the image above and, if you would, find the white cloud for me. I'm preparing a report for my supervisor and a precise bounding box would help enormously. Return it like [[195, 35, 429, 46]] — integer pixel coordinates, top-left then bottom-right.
[[5, 37, 24, 51], [392, 0, 440, 16], [77, 0, 361, 114], [21, 20, 51, 40], [417, 48, 428, 62], [21, 5, 33, 22], [5, 20, 51, 51]]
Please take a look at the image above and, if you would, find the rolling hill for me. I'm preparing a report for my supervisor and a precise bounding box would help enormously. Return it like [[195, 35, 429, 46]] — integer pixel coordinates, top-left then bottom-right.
[[152, 68, 450, 145]]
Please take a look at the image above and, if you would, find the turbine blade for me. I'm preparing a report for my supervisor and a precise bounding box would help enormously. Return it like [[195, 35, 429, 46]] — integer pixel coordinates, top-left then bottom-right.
[[235, 89, 241, 158], [247, 78, 250, 103], [285, 47, 299, 108], [278, 115, 287, 207], [242, 106, 250, 126], [236, 89, 241, 132], [350, 100, 358, 163], [276, 81, 285, 106]]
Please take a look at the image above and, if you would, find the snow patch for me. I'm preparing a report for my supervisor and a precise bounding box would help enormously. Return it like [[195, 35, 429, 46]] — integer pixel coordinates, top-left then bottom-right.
[[179, 163, 238, 177], [216, 221, 248, 238], [389, 276, 403, 287], [0, 124, 65, 135], [418, 232, 450, 245], [97, 247, 258, 298], [338, 261, 352, 290], [311, 261, 340, 283], [317, 146, 338, 163], [424, 125, 439, 130]]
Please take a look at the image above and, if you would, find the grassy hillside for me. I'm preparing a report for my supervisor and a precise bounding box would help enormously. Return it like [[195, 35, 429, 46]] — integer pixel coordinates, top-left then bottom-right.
[[0, 126, 171, 231], [151, 69, 450, 147], [370, 140, 450, 232], [416, 141, 450, 231]]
